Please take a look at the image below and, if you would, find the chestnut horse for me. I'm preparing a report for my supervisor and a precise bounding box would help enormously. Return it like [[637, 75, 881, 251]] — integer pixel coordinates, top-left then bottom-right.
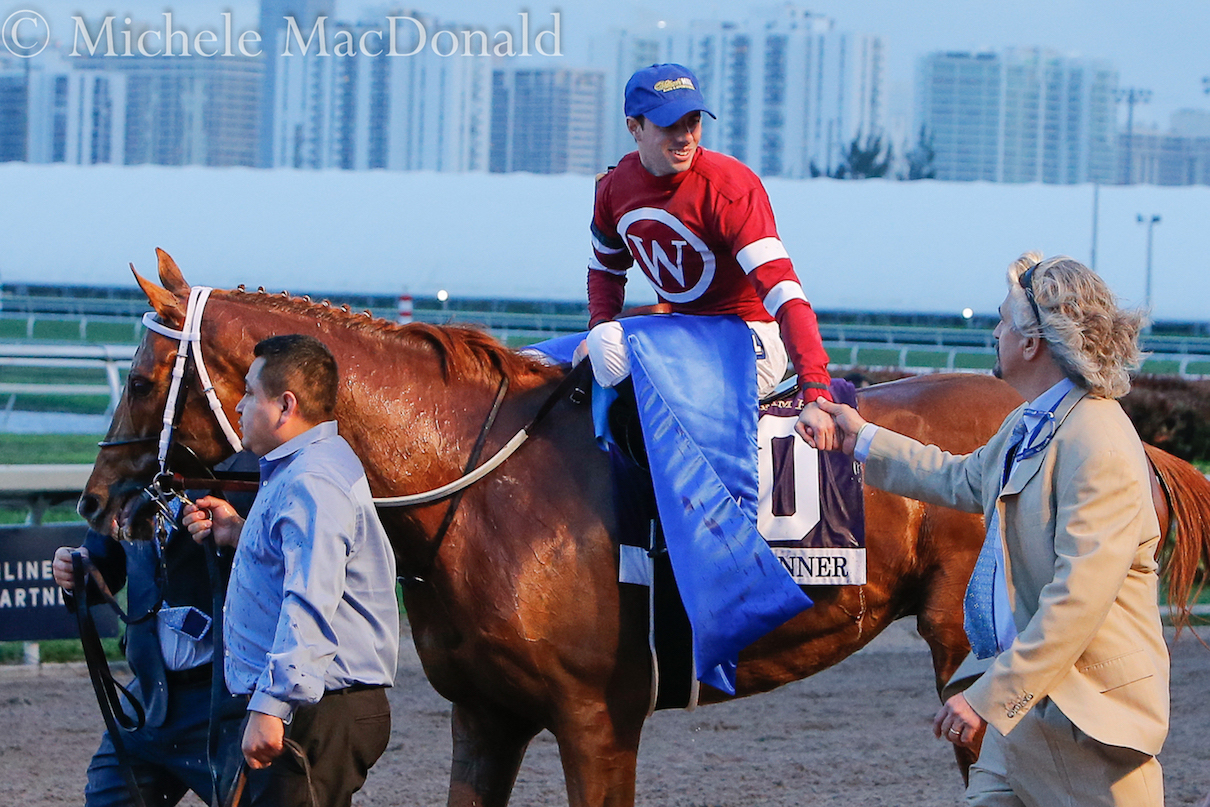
[[80, 252, 1210, 807]]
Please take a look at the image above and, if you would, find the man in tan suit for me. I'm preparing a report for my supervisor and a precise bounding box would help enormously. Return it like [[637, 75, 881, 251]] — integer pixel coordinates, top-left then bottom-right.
[[818, 253, 1167, 806]]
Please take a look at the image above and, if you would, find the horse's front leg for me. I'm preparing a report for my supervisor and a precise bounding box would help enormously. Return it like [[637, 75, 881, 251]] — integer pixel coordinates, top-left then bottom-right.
[[552, 693, 647, 807], [447, 701, 540, 807]]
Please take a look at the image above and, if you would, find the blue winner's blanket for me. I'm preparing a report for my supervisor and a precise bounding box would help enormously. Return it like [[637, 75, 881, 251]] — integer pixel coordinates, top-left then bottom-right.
[[530, 316, 813, 695]]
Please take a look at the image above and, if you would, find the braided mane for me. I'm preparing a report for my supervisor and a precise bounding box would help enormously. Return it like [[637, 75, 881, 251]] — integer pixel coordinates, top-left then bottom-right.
[[213, 287, 561, 386]]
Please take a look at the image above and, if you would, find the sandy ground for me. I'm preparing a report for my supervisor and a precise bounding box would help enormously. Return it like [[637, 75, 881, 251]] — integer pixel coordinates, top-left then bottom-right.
[[2, 621, 1207, 806]]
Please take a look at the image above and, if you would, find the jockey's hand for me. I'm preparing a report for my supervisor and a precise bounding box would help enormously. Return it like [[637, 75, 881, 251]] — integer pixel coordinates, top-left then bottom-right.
[[184, 496, 244, 549], [52, 546, 85, 591], [243, 711, 285, 769], [795, 399, 838, 451], [815, 398, 868, 456], [934, 692, 987, 751]]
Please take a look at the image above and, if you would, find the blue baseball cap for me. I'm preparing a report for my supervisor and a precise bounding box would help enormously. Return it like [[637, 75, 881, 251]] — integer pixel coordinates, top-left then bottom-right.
[[623, 63, 716, 128]]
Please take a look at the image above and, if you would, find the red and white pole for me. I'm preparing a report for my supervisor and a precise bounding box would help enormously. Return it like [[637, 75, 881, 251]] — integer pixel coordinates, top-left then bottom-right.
[[397, 292, 413, 324]]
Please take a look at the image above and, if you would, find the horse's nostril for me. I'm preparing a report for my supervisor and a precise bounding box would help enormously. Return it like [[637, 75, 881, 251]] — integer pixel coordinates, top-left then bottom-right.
[[77, 493, 102, 522]]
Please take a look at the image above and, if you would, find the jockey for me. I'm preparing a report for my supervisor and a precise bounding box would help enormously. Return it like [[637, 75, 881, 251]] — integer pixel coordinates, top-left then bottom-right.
[[585, 62, 837, 450]]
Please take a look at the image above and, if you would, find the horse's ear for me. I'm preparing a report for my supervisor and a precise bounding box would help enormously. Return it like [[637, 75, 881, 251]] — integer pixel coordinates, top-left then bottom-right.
[[133, 263, 185, 325], [155, 248, 191, 298]]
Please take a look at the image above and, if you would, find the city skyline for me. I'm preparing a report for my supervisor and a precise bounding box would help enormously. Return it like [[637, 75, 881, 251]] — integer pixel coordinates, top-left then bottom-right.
[[15, 0, 1210, 131], [4, 1, 1208, 322], [5, 3, 894, 177]]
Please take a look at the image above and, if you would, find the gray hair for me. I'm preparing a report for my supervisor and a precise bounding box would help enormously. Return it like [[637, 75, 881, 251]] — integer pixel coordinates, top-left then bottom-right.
[[1005, 252, 1147, 399]]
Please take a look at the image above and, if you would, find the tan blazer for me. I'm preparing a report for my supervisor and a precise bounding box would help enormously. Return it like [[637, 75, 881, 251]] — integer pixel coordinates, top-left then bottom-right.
[[865, 386, 1168, 756]]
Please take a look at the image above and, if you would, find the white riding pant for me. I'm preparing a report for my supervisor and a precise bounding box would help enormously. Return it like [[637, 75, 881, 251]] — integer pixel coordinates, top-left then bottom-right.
[[585, 319, 788, 399]]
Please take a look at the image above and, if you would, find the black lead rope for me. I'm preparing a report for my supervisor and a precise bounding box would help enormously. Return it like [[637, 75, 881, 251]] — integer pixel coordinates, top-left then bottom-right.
[[71, 551, 149, 807]]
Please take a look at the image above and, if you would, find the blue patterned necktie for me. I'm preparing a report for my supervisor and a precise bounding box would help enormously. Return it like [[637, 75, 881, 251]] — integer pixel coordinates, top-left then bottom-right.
[[964, 419, 1028, 659]]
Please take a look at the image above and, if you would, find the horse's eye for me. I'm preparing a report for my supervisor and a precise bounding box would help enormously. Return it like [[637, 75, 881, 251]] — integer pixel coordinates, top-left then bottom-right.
[[128, 376, 154, 399]]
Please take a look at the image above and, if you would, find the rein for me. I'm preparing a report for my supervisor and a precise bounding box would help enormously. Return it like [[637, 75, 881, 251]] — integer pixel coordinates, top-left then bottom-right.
[[399, 373, 509, 586], [405, 361, 590, 584]]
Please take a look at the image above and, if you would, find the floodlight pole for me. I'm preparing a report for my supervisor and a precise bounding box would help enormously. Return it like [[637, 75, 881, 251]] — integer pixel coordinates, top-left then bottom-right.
[[1116, 87, 1151, 184], [1137, 213, 1161, 316]]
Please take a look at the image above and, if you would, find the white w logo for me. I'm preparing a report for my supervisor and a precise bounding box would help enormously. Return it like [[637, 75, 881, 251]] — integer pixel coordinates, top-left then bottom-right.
[[627, 235, 689, 286], [616, 207, 716, 304]]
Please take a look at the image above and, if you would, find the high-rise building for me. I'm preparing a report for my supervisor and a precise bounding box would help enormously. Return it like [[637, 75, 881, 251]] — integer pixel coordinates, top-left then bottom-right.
[[1170, 109, 1210, 138], [588, 30, 660, 166], [592, 7, 885, 178], [915, 48, 1117, 184], [69, 56, 261, 167], [355, 18, 492, 172], [0, 60, 29, 163], [270, 13, 492, 171], [11, 50, 258, 168], [257, 0, 333, 167], [1117, 111, 1210, 186], [7, 52, 127, 166], [489, 68, 604, 174], [25, 56, 127, 165]]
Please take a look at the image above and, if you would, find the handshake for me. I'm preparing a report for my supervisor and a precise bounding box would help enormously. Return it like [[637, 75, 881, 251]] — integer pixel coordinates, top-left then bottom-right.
[[795, 398, 870, 455]]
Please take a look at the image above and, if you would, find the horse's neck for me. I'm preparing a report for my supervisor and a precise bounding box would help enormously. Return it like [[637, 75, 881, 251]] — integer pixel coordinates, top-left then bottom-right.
[[215, 297, 538, 496], [303, 325, 501, 487]]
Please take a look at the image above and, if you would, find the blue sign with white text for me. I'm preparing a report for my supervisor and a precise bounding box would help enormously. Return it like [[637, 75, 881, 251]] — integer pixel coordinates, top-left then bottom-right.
[[0, 523, 116, 642]]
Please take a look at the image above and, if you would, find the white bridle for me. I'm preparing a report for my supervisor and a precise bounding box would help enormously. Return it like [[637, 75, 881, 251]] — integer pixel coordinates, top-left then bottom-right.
[[140, 286, 244, 478]]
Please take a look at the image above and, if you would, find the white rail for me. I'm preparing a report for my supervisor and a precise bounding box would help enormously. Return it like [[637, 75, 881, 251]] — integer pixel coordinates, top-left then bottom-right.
[[0, 344, 136, 416]]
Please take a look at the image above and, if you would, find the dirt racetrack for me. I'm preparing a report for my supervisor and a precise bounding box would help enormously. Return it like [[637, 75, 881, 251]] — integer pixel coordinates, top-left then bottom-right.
[[2, 621, 1207, 806]]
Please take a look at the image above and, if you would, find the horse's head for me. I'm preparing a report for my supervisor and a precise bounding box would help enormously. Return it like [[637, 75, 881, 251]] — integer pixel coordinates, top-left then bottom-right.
[[78, 249, 250, 539]]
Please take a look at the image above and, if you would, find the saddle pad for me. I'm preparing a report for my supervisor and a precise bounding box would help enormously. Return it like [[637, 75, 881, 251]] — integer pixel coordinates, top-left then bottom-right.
[[757, 379, 866, 585]]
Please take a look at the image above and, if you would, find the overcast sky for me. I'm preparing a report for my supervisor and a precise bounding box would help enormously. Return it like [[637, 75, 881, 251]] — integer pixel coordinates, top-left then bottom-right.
[[18, 0, 1210, 128]]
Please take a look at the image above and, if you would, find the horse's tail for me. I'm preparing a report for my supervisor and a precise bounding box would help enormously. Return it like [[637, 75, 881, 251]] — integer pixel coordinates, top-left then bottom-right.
[[1144, 443, 1209, 636]]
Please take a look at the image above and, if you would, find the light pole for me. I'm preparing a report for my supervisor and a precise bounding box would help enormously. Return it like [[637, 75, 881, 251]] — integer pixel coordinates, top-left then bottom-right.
[[1136, 214, 1160, 316], [1090, 183, 1099, 270], [1115, 87, 1151, 184]]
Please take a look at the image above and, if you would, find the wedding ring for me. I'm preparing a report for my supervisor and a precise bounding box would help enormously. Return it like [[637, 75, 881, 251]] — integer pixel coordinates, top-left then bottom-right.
[[949, 727, 961, 736]]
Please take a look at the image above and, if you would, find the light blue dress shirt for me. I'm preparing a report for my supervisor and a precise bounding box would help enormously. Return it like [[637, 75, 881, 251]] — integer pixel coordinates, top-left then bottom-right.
[[855, 377, 1076, 655], [224, 421, 399, 721], [981, 377, 1076, 653]]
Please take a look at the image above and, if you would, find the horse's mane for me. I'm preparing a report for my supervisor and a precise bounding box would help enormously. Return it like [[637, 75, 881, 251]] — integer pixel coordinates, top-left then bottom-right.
[[215, 287, 562, 386]]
